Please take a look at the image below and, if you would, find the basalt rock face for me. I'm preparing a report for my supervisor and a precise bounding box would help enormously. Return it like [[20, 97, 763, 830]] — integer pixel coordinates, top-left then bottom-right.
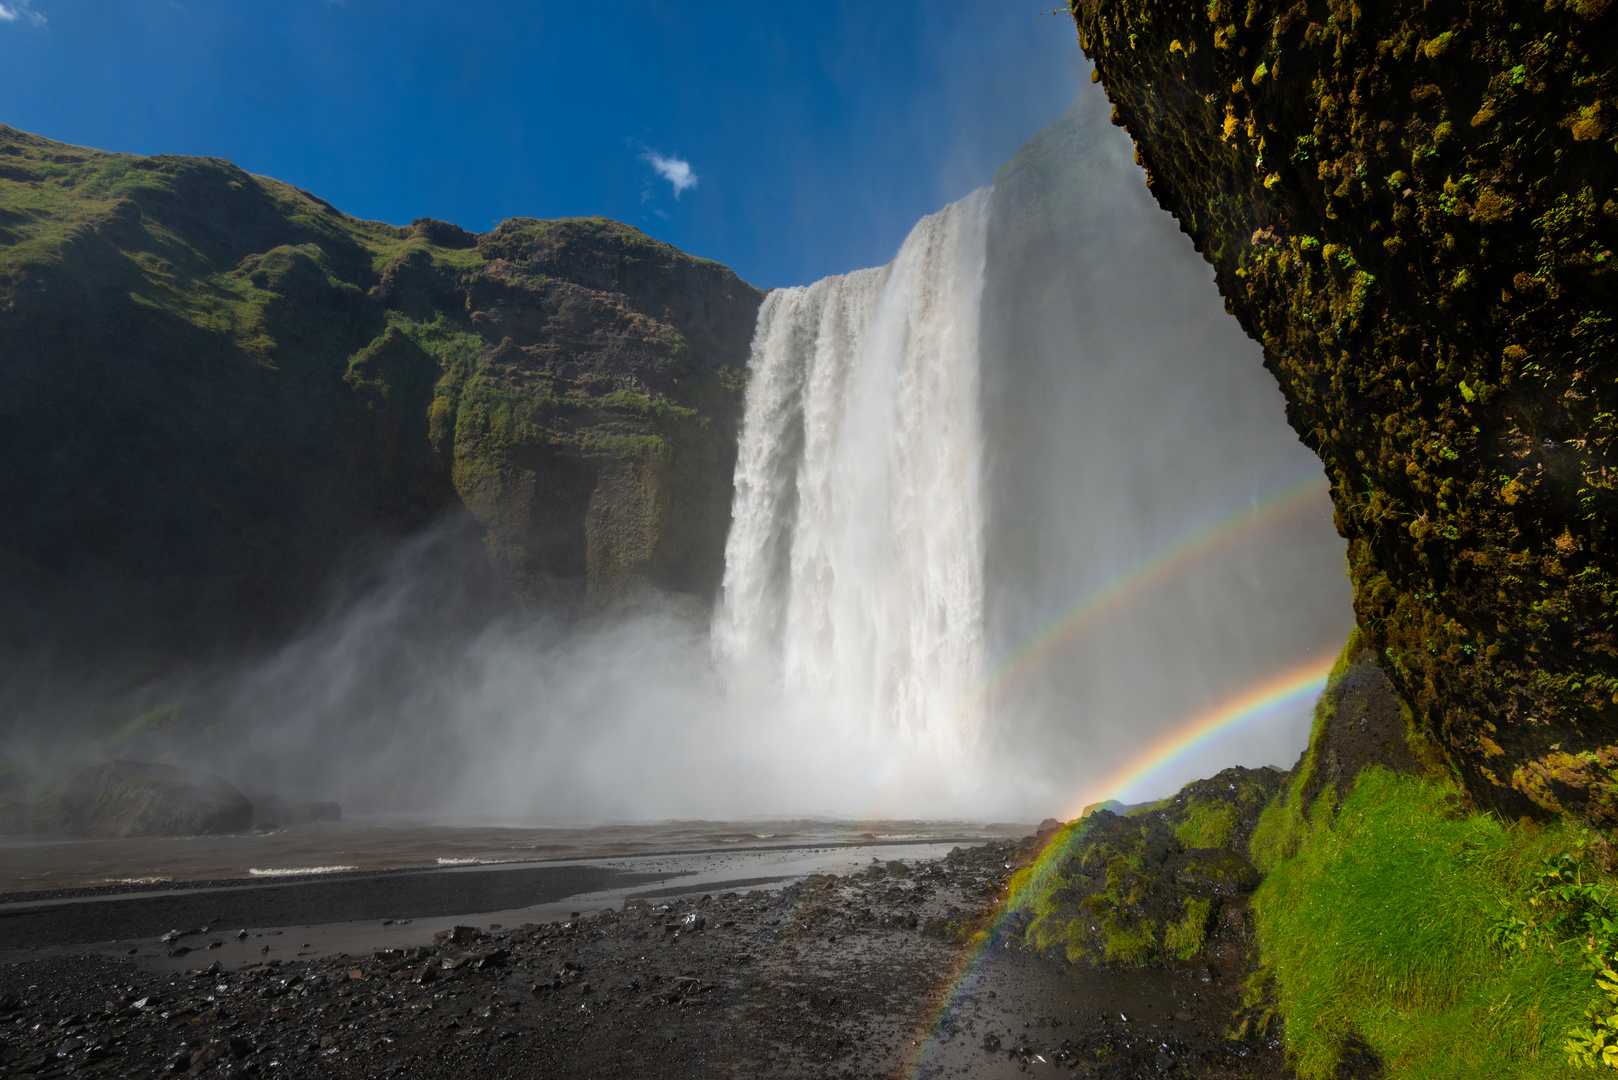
[[452, 218, 758, 609], [1067, 0, 1618, 821], [0, 125, 760, 663]]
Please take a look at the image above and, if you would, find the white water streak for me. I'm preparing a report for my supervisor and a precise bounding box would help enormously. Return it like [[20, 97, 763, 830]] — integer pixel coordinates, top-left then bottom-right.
[[716, 189, 991, 756]]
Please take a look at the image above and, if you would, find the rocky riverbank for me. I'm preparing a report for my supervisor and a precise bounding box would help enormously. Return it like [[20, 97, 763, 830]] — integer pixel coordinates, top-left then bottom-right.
[[0, 839, 1293, 1079]]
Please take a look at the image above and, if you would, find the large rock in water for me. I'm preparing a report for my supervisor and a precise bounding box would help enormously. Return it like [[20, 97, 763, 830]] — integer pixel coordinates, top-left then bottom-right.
[[1067, 0, 1618, 821], [60, 759, 252, 837]]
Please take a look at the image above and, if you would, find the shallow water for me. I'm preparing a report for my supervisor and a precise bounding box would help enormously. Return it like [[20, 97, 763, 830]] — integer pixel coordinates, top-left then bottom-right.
[[0, 818, 1029, 894]]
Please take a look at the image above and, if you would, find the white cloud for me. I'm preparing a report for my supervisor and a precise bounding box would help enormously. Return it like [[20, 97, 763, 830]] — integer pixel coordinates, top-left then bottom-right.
[[642, 151, 697, 199], [0, 1, 46, 26]]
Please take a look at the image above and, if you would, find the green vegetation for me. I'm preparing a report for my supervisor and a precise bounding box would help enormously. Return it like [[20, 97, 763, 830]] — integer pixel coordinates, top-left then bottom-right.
[[0, 123, 762, 643], [1250, 766, 1607, 1079], [387, 310, 482, 375], [1236, 633, 1618, 1076], [1164, 896, 1214, 960], [1250, 628, 1371, 873], [1006, 766, 1279, 968], [1174, 798, 1238, 848]]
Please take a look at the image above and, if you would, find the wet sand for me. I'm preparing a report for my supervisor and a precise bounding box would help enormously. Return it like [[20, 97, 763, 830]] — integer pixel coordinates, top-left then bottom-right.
[[0, 839, 1293, 1079], [0, 820, 1026, 895]]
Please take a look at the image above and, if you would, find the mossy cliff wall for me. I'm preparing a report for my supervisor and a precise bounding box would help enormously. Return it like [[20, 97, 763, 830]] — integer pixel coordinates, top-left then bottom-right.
[[0, 125, 760, 657], [1067, 0, 1618, 821]]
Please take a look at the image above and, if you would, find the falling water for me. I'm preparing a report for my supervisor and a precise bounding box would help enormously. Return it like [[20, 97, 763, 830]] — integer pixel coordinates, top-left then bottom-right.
[[715, 189, 991, 756]]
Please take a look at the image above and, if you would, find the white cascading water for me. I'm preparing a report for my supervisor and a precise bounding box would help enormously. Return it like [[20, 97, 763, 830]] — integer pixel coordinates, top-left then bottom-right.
[[715, 189, 991, 758]]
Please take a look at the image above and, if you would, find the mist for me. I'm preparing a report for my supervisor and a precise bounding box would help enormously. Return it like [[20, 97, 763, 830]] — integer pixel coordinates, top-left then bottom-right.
[[197, 85, 1353, 824], [145, 513, 1021, 824], [979, 89, 1351, 802], [2, 82, 1350, 829]]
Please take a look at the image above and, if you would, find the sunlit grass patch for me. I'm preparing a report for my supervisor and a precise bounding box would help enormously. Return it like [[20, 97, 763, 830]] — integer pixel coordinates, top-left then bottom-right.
[[1175, 799, 1237, 848], [1251, 765, 1599, 1079]]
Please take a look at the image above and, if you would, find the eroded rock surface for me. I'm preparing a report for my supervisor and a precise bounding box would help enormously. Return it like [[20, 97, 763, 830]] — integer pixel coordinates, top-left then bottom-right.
[[1067, 0, 1618, 820]]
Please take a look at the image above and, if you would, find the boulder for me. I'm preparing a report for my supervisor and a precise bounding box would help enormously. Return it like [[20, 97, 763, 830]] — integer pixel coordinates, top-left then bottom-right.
[[60, 759, 252, 837]]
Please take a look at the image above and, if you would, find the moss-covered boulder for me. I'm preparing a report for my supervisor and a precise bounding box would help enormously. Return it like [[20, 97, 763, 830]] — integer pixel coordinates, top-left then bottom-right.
[[1010, 766, 1284, 966], [1066, 0, 1618, 821]]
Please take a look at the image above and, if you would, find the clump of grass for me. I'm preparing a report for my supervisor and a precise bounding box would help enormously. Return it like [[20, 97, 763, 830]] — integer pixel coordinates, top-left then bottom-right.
[[1251, 765, 1599, 1079], [1165, 897, 1214, 960], [1100, 919, 1158, 964], [1175, 799, 1238, 848], [387, 310, 481, 376]]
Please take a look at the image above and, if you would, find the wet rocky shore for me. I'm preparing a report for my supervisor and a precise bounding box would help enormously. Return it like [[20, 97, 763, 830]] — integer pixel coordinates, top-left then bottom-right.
[[0, 840, 1292, 1079]]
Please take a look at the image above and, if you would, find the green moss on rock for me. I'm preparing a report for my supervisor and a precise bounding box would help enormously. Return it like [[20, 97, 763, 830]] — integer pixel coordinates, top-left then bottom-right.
[[1068, 0, 1618, 822], [1009, 765, 1284, 967]]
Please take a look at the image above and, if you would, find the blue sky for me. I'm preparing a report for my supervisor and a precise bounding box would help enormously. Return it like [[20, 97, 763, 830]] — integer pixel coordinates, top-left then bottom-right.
[[0, 1, 1085, 287]]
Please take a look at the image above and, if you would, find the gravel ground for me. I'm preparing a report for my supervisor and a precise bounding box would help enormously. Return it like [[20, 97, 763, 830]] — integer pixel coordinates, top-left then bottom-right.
[[0, 840, 1295, 1079]]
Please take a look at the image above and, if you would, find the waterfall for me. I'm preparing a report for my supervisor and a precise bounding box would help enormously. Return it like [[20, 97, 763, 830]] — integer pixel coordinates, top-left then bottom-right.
[[715, 189, 991, 755]]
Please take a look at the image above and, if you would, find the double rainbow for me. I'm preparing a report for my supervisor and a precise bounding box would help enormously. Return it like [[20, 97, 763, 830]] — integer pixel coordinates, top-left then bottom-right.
[[903, 656, 1335, 1077], [897, 471, 1340, 1075], [970, 472, 1333, 713]]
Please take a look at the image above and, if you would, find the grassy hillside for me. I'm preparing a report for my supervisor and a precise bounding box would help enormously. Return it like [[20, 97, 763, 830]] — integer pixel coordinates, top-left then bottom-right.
[[0, 124, 761, 664]]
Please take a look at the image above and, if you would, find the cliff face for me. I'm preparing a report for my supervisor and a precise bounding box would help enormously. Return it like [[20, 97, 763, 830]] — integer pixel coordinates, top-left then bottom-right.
[[1067, 0, 1618, 821], [0, 125, 760, 660]]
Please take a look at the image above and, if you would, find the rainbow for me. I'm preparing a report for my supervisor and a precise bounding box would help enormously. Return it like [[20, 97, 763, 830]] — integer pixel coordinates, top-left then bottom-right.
[[903, 656, 1336, 1077], [741, 475, 1339, 1074], [1060, 655, 1335, 816], [969, 472, 1332, 712]]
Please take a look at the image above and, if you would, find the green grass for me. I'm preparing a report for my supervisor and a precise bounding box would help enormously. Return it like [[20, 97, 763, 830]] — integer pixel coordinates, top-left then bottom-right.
[[1249, 626, 1368, 874], [387, 311, 482, 376], [1249, 627, 1603, 1077], [1251, 765, 1599, 1079], [1175, 799, 1238, 848], [1165, 897, 1214, 960], [599, 388, 697, 423], [1099, 917, 1158, 964]]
